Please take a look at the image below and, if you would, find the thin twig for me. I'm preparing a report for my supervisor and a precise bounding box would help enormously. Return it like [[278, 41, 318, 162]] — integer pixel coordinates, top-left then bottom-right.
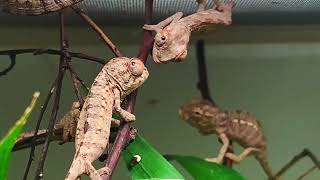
[[72, 7, 122, 57], [22, 78, 57, 180], [0, 54, 16, 76], [34, 12, 67, 180], [275, 148, 320, 178], [67, 61, 84, 107], [297, 166, 317, 180], [0, 48, 106, 64], [102, 0, 154, 179], [196, 40, 215, 105]]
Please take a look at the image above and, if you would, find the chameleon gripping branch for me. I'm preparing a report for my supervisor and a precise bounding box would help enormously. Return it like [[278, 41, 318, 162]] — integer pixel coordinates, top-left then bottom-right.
[[102, 0, 154, 179]]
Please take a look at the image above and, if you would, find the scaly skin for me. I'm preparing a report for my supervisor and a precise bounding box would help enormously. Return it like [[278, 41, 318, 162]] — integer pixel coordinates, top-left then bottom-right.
[[143, 0, 234, 63], [179, 97, 278, 180], [0, 0, 82, 15], [65, 57, 149, 180]]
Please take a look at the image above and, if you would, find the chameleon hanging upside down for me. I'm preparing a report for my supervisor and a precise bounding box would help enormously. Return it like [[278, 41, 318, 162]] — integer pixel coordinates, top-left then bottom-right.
[[65, 57, 149, 180], [179, 97, 279, 180], [143, 0, 234, 63], [0, 0, 83, 15]]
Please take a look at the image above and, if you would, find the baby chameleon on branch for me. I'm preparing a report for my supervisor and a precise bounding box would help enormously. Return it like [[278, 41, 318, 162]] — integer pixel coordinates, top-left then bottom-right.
[[143, 0, 234, 63], [65, 57, 149, 180], [0, 0, 83, 15], [179, 98, 279, 180]]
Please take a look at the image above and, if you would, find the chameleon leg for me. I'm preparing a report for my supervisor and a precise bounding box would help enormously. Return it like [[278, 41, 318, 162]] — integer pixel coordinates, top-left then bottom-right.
[[113, 88, 136, 122], [196, 0, 207, 12], [206, 133, 229, 164], [143, 12, 183, 33], [111, 118, 121, 126], [225, 147, 259, 163], [97, 167, 111, 176], [85, 161, 102, 180]]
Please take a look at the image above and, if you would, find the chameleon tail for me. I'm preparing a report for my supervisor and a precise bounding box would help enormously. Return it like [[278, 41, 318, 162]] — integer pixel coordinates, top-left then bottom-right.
[[255, 152, 279, 180]]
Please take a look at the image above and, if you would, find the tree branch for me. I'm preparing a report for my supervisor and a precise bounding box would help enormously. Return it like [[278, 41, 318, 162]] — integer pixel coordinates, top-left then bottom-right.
[[0, 48, 106, 64], [34, 12, 67, 180], [275, 148, 320, 178], [22, 78, 57, 180], [72, 7, 122, 57], [195, 40, 233, 167], [0, 54, 16, 76], [102, 0, 154, 179]]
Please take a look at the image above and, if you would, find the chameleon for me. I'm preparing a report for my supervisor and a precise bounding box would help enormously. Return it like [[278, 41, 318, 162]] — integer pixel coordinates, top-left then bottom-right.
[[178, 97, 279, 180], [143, 0, 234, 63], [0, 0, 82, 15], [65, 57, 149, 180]]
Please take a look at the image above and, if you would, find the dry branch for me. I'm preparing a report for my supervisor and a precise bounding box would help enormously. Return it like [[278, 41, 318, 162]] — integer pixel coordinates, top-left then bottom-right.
[[72, 7, 123, 57], [101, 0, 154, 179], [0, 48, 106, 64]]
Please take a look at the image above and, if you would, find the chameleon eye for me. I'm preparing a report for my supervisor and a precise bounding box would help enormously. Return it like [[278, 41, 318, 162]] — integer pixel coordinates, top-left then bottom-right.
[[161, 36, 166, 41], [128, 59, 144, 76]]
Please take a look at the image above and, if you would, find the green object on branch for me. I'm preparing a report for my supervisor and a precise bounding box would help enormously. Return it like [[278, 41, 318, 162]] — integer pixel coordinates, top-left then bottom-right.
[[0, 92, 40, 180], [122, 135, 184, 180], [165, 155, 245, 180]]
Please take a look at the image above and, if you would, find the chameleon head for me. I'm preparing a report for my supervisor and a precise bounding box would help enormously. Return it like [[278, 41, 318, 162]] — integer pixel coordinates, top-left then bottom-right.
[[152, 27, 189, 63], [179, 98, 221, 129], [106, 57, 149, 97]]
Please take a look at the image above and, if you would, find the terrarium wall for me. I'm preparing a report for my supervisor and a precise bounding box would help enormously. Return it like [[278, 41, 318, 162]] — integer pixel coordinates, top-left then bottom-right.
[[1, 24, 320, 179]]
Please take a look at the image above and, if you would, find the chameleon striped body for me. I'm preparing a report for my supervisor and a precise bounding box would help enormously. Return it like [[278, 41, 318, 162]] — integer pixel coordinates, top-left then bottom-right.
[[65, 57, 149, 180], [0, 0, 82, 15], [143, 1, 234, 63], [179, 98, 278, 180]]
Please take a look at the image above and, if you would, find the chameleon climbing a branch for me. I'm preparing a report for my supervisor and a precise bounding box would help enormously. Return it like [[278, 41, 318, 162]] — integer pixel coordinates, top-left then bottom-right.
[[0, 0, 83, 15], [179, 97, 279, 180], [143, 0, 234, 63], [64, 57, 149, 180]]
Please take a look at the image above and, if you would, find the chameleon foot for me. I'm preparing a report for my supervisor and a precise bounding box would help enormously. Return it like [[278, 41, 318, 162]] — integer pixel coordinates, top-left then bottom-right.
[[97, 167, 111, 176], [205, 157, 223, 164]]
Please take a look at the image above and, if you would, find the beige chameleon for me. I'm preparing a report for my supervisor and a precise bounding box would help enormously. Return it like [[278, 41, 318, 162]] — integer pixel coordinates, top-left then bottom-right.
[[0, 0, 82, 15], [65, 57, 149, 180], [143, 0, 234, 63], [179, 97, 279, 180]]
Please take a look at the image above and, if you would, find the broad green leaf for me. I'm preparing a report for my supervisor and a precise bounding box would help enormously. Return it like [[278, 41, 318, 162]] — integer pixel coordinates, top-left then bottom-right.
[[0, 92, 40, 180], [165, 155, 245, 180], [122, 135, 184, 180]]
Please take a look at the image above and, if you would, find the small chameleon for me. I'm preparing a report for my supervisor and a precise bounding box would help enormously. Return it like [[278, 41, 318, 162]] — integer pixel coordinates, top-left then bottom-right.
[[143, 0, 234, 63], [55, 100, 81, 144], [65, 57, 149, 180], [0, 0, 82, 15], [179, 97, 279, 180]]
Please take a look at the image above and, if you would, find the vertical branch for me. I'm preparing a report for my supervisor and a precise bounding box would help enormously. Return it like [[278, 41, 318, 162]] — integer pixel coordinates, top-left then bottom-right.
[[34, 12, 67, 180], [102, 0, 154, 179], [195, 40, 233, 167], [22, 78, 57, 180], [196, 40, 215, 105]]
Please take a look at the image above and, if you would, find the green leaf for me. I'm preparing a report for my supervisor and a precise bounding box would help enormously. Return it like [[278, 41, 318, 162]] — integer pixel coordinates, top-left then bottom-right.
[[122, 135, 184, 180], [165, 155, 245, 180], [0, 92, 40, 180]]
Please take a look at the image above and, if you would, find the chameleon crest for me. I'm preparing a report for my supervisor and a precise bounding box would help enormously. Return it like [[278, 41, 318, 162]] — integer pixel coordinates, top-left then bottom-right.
[[143, 1, 234, 63]]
